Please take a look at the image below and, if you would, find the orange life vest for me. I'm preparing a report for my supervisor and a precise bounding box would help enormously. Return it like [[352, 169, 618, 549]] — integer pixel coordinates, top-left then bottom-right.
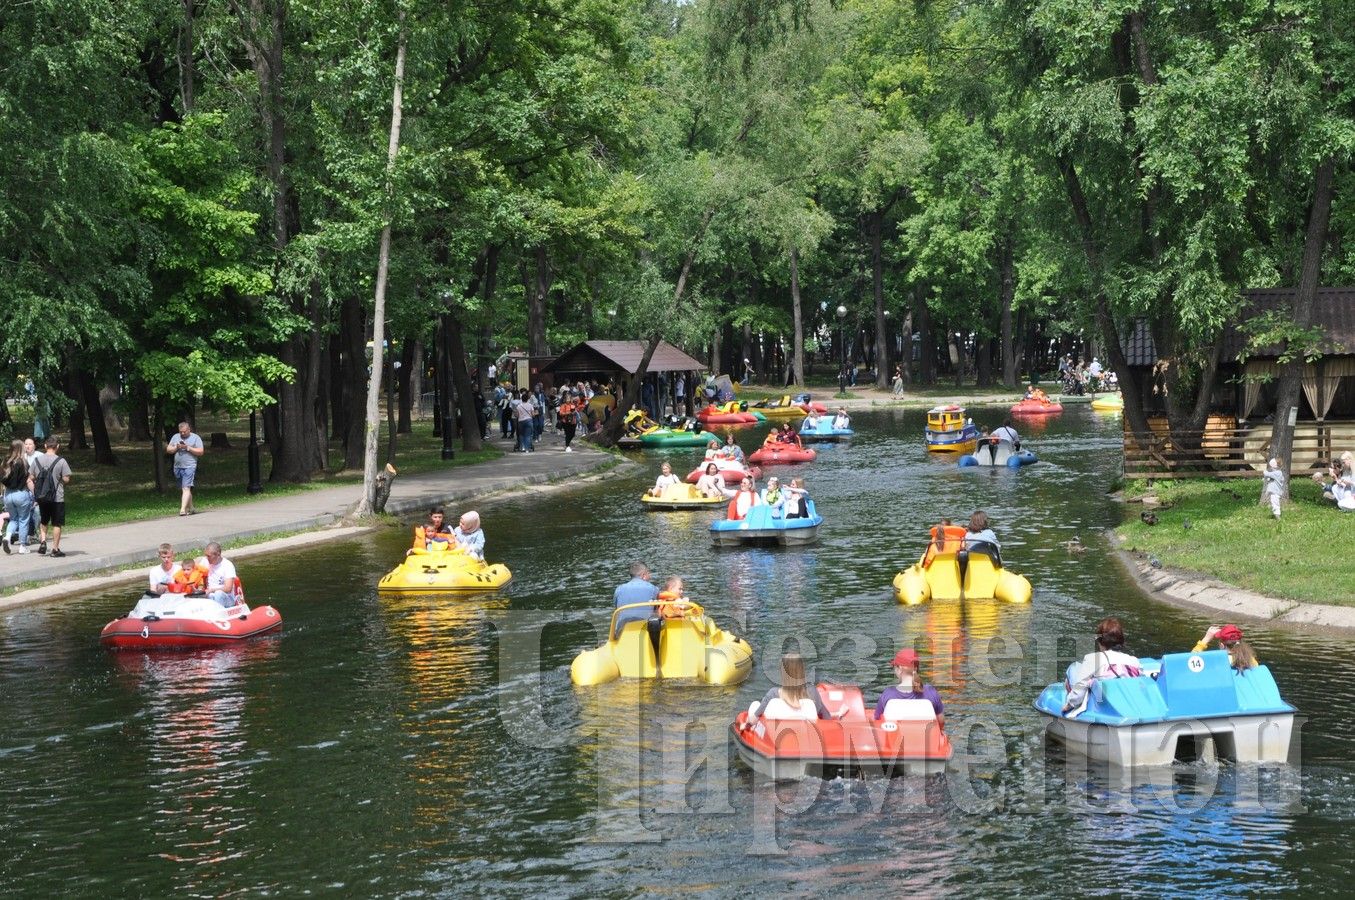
[[923, 525, 968, 567], [727, 490, 757, 521], [657, 590, 688, 619]]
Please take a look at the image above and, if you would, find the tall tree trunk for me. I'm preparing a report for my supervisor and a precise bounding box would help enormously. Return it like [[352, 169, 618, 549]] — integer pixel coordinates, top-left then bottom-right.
[[67, 362, 88, 450], [1268, 154, 1336, 492], [355, 19, 405, 516], [1057, 153, 1154, 446], [527, 244, 550, 357], [77, 366, 116, 464], [340, 293, 366, 471], [397, 338, 414, 433], [233, 0, 320, 481], [127, 380, 151, 441], [477, 244, 500, 394], [977, 336, 994, 387], [998, 237, 1017, 387], [789, 247, 804, 386], [446, 311, 483, 452], [385, 344, 397, 463], [870, 208, 889, 388], [178, 0, 195, 114]]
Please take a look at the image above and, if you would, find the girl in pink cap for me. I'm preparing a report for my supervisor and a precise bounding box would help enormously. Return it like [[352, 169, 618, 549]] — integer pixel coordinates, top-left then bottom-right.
[[873, 649, 944, 726], [1193, 624, 1258, 671]]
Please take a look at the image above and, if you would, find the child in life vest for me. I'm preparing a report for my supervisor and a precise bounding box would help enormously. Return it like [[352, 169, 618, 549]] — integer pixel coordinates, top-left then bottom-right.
[[657, 575, 693, 619]]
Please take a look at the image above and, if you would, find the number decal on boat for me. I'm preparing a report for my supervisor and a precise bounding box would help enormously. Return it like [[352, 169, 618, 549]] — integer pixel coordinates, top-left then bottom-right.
[[1188, 654, 1205, 673]]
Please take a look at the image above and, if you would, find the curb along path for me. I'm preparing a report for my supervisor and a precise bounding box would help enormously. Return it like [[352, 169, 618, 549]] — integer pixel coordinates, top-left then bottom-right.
[[1108, 531, 1355, 631], [0, 443, 622, 603]]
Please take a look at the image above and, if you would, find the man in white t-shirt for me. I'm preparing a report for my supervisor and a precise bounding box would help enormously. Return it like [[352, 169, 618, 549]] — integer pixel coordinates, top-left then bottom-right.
[[148, 542, 182, 595], [203, 541, 239, 607]]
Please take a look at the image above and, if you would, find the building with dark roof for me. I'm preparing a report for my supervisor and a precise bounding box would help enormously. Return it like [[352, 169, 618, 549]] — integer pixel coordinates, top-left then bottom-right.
[[1123, 287, 1355, 423]]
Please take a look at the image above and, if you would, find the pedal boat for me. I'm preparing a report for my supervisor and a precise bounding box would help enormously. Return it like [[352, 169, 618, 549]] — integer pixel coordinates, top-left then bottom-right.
[[893, 536, 1031, 605], [711, 500, 822, 547], [1034, 651, 1296, 766], [100, 593, 281, 649], [697, 403, 761, 425], [747, 443, 817, 465], [1010, 398, 1063, 416], [1089, 393, 1124, 411], [642, 482, 726, 510], [958, 438, 1038, 468], [924, 405, 980, 454], [570, 602, 753, 686], [731, 684, 951, 779], [625, 409, 714, 447], [800, 418, 854, 442], [377, 545, 513, 593], [751, 395, 809, 420], [686, 460, 761, 485]]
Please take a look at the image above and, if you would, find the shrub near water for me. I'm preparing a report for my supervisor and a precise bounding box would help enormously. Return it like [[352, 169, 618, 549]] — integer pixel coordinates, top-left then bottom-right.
[[1118, 478, 1355, 606]]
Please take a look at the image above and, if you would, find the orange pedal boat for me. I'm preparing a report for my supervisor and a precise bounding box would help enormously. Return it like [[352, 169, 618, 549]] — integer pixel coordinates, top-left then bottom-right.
[[731, 684, 951, 779]]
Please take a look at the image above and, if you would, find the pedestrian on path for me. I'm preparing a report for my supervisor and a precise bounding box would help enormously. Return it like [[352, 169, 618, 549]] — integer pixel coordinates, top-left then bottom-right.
[[166, 422, 204, 516], [2, 439, 33, 554], [31, 436, 71, 557]]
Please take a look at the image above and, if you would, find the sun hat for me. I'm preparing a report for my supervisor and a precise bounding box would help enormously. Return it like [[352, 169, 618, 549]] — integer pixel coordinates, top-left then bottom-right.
[[891, 649, 919, 667]]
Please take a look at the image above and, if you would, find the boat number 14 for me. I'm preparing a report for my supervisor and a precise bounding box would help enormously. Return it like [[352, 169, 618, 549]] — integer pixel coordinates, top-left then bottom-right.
[[1187, 654, 1205, 673]]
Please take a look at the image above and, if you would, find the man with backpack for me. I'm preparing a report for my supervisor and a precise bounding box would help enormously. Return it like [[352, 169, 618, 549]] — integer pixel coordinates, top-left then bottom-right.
[[29, 436, 72, 558]]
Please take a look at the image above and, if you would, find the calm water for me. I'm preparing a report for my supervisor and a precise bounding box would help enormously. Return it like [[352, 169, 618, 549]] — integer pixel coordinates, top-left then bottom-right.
[[2, 408, 1352, 896]]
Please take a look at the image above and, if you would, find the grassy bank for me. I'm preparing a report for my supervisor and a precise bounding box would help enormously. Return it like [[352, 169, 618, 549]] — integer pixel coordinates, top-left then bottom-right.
[[5, 412, 500, 530], [1117, 478, 1355, 605]]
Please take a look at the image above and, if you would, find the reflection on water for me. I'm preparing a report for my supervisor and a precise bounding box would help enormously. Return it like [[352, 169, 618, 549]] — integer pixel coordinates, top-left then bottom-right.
[[0, 407, 1352, 893]]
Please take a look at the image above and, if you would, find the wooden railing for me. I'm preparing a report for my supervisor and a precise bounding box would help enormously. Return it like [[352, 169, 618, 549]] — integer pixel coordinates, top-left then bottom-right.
[[1123, 417, 1355, 480]]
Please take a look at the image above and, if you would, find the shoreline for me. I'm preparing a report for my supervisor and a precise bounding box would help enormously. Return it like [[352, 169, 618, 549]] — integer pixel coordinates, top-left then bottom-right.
[[0, 452, 631, 613], [1108, 530, 1355, 631]]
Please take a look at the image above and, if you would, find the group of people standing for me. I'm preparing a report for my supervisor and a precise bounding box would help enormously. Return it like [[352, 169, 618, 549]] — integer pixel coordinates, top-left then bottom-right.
[[1, 436, 71, 557]]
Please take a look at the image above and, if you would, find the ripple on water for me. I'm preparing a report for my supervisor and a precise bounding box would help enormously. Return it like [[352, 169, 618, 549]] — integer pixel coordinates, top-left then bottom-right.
[[0, 407, 1351, 893]]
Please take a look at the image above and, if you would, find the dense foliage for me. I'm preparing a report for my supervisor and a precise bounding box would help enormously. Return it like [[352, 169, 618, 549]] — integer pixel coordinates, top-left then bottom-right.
[[2, 0, 1351, 477]]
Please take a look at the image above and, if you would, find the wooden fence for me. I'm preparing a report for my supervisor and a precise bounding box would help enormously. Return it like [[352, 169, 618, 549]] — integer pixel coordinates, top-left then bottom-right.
[[1123, 416, 1355, 480]]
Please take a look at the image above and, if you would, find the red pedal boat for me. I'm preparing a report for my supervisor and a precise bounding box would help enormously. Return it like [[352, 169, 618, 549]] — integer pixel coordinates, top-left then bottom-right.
[[696, 404, 760, 425], [687, 461, 762, 485], [748, 444, 816, 465], [101, 594, 282, 650], [731, 684, 951, 779], [1010, 398, 1063, 416]]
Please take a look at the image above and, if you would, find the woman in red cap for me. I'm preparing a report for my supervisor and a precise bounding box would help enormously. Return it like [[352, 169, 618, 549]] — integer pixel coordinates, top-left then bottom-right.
[[873, 649, 944, 726], [1193, 624, 1258, 671]]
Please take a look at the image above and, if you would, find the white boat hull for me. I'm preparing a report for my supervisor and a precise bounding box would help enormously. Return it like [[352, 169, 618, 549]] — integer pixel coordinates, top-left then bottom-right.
[[1038, 710, 1295, 767]]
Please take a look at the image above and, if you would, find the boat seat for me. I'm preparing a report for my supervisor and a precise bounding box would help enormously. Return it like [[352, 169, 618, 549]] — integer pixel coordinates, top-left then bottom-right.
[[758, 698, 819, 721], [881, 698, 937, 721]]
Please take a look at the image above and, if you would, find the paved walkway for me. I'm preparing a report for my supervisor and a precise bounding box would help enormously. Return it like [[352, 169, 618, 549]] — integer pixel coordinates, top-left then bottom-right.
[[0, 437, 618, 594]]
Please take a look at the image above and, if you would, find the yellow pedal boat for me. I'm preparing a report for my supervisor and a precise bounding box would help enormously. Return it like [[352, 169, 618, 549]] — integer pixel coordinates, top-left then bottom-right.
[[1090, 393, 1124, 411], [893, 540, 1031, 605], [641, 482, 726, 510], [571, 602, 753, 685], [378, 546, 513, 593]]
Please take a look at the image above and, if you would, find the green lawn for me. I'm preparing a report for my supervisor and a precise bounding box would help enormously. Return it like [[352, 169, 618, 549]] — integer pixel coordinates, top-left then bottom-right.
[[6, 412, 500, 530], [1117, 477, 1355, 605]]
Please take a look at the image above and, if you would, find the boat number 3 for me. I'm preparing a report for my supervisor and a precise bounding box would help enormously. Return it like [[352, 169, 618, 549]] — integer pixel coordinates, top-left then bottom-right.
[[1187, 654, 1205, 673]]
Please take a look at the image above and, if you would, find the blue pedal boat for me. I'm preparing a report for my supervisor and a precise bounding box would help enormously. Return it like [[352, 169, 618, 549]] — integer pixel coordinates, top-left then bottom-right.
[[1034, 650, 1296, 766], [800, 419, 854, 443], [710, 501, 822, 547], [958, 439, 1038, 468]]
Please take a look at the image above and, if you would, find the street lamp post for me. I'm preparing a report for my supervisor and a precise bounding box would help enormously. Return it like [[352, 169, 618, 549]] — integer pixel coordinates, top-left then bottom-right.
[[836, 305, 848, 392]]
